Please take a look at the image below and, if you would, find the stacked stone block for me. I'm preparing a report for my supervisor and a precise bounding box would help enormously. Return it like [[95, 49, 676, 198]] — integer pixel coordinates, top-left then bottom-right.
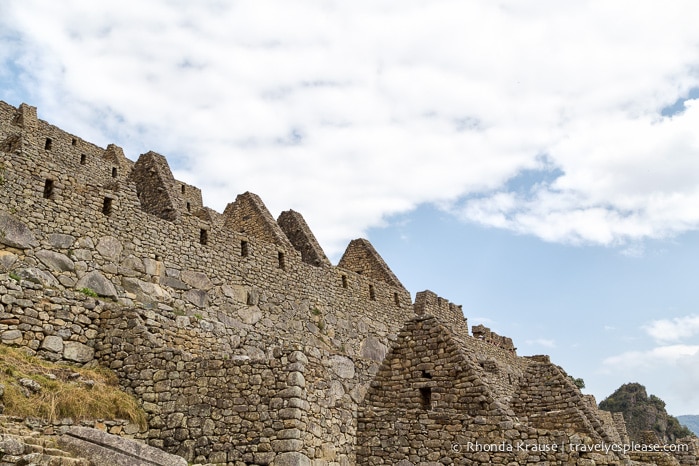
[[2, 100, 696, 465]]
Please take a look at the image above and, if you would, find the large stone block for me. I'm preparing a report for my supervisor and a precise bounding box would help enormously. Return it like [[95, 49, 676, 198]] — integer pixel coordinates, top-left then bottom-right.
[[59, 426, 187, 466], [36, 249, 75, 272], [0, 212, 38, 249], [17, 267, 59, 288], [63, 341, 94, 363], [76, 270, 117, 299], [272, 452, 311, 466], [96, 236, 123, 261]]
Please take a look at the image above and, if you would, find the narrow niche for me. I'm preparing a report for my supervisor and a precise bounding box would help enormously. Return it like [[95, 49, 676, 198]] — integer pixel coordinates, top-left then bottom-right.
[[186, 202, 191, 212], [341, 274, 348, 289], [369, 284, 376, 301], [44, 138, 52, 150], [71, 138, 77, 146], [181, 184, 186, 194], [43, 179, 55, 200], [199, 229, 208, 245], [419, 387, 432, 410], [111, 167, 118, 178], [394, 292, 400, 306], [278, 251, 286, 270], [80, 154, 87, 165], [102, 197, 113, 216], [241, 240, 249, 257]]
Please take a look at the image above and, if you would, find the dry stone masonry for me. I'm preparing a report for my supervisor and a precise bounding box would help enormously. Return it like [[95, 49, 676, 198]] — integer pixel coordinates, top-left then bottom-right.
[[0, 100, 696, 465]]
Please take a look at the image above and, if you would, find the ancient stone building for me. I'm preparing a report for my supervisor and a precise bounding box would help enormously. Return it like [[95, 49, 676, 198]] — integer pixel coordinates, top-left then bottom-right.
[[0, 101, 696, 465]]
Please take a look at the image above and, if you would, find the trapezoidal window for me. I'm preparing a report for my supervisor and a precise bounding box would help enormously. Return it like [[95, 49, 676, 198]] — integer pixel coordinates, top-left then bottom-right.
[[419, 387, 432, 410], [394, 292, 400, 306], [199, 229, 208, 245], [111, 167, 118, 178], [80, 154, 87, 165], [71, 138, 77, 146], [102, 197, 113, 216], [241, 240, 249, 257], [186, 202, 191, 212], [341, 274, 348, 289], [278, 251, 286, 270], [181, 184, 186, 194], [44, 138, 52, 150], [369, 284, 376, 301], [43, 179, 55, 200]]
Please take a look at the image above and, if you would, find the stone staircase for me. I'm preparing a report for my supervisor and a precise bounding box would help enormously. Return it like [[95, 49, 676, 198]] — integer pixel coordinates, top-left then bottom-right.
[[0, 417, 90, 466]]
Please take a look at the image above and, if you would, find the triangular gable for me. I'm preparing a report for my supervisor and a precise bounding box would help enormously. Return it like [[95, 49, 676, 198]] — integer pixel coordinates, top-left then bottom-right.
[[362, 315, 501, 417], [512, 356, 615, 443], [277, 209, 330, 267], [223, 192, 292, 248], [338, 238, 404, 288], [128, 151, 183, 221]]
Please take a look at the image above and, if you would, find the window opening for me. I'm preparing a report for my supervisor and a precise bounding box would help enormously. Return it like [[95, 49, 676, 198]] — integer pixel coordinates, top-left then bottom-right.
[[102, 197, 113, 216], [419, 387, 432, 410], [199, 229, 208, 245], [43, 179, 54, 199], [44, 138, 52, 150], [241, 240, 249, 257]]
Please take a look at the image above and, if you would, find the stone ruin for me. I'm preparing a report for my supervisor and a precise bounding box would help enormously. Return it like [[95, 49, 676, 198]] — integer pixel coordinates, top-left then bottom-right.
[[0, 101, 696, 465]]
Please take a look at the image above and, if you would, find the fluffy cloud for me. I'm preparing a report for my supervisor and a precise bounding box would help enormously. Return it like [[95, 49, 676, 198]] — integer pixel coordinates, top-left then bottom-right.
[[2, 1, 699, 255], [602, 344, 699, 370], [644, 315, 699, 343]]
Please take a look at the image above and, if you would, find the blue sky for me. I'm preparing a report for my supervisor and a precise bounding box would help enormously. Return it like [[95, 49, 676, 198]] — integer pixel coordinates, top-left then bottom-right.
[[2, 1, 699, 415]]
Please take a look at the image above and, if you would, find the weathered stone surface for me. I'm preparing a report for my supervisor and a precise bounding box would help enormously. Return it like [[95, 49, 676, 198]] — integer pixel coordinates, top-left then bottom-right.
[[122, 277, 171, 303], [36, 249, 75, 272], [272, 451, 311, 466], [96, 236, 123, 261], [1, 329, 23, 344], [184, 289, 208, 308], [48, 233, 76, 248], [0, 212, 38, 249], [76, 271, 117, 299], [160, 276, 188, 290], [41, 335, 64, 353], [63, 341, 94, 363], [238, 306, 263, 325], [360, 335, 387, 362], [19, 378, 41, 393], [121, 254, 145, 273], [222, 284, 248, 302], [59, 426, 187, 466], [0, 436, 24, 456], [180, 270, 213, 290], [0, 250, 17, 270], [329, 355, 355, 379], [143, 257, 162, 276], [17, 267, 59, 288]]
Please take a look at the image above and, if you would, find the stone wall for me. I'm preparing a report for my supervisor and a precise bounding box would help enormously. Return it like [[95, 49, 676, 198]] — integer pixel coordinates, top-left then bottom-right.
[[2, 100, 696, 466]]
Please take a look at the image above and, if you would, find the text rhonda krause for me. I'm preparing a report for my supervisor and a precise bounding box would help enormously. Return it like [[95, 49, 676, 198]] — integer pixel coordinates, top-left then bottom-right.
[[458, 441, 689, 454]]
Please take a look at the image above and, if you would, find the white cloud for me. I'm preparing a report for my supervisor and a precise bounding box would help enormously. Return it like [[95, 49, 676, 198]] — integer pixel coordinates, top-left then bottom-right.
[[644, 315, 699, 343], [602, 345, 699, 370], [2, 1, 699, 255], [525, 338, 556, 348]]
